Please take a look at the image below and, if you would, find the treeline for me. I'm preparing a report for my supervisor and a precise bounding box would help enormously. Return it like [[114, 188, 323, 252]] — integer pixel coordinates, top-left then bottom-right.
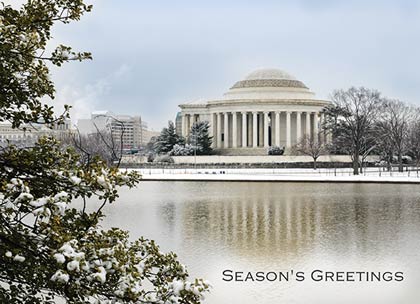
[[142, 87, 419, 175], [324, 87, 420, 175]]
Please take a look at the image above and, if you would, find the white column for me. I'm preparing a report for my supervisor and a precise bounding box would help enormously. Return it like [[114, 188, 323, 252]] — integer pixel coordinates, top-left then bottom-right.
[[286, 111, 291, 148], [313, 112, 319, 143], [242, 112, 247, 148], [263, 111, 269, 148], [247, 113, 252, 147], [306, 112, 311, 138], [217, 113, 222, 148], [182, 114, 187, 137], [296, 111, 302, 143], [275, 111, 280, 147], [232, 112, 237, 148], [185, 115, 190, 136], [209, 113, 215, 148], [252, 112, 258, 148], [224, 112, 229, 148], [189, 114, 194, 132], [258, 113, 263, 146]]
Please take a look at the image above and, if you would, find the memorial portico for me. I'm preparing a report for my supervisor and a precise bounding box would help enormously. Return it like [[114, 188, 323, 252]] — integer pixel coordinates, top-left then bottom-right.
[[179, 68, 331, 154]]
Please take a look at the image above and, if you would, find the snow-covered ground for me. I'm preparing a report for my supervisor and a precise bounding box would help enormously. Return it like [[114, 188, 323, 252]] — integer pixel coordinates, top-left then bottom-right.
[[130, 167, 420, 183]]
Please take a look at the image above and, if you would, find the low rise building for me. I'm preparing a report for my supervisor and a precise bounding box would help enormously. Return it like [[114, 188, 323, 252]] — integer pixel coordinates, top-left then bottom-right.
[[0, 119, 74, 146]]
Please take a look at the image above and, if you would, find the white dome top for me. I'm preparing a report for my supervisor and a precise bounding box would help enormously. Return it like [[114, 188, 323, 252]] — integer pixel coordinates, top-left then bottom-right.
[[244, 68, 297, 81], [222, 67, 315, 101], [180, 67, 331, 108]]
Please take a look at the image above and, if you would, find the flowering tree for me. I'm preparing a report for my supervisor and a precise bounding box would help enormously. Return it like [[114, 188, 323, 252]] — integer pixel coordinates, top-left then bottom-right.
[[0, 1, 209, 303]]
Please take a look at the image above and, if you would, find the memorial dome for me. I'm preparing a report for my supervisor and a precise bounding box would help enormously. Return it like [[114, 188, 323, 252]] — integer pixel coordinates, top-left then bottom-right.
[[224, 68, 312, 100]]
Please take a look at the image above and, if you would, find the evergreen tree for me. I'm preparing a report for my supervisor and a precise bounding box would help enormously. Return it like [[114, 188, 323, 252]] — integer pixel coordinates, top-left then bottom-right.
[[189, 121, 213, 155], [154, 121, 185, 154], [0, 1, 209, 303]]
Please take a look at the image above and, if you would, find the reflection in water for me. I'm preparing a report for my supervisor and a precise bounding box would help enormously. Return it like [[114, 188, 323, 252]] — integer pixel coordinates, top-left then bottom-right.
[[180, 183, 420, 262], [99, 182, 420, 304], [159, 201, 176, 232]]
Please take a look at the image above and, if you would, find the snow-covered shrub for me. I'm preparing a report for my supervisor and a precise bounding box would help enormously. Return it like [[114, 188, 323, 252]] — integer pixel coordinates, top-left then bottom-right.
[[402, 155, 412, 164], [147, 153, 155, 162], [170, 144, 194, 156], [268, 146, 284, 155], [153, 154, 175, 163]]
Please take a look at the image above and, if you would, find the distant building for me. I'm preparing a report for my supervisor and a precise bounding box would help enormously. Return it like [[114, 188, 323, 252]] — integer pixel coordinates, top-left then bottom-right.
[[142, 128, 160, 145], [77, 111, 150, 151], [0, 119, 74, 146], [175, 112, 183, 136]]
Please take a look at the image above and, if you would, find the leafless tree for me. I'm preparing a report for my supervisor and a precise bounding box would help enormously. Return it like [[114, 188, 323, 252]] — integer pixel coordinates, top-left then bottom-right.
[[292, 134, 328, 170], [62, 115, 126, 167], [376, 100, 414, 172], [372, 124, 393, 171], [358, 134, 377, 173], [326, 87, 381, 175], [407, 109, 420, 167]]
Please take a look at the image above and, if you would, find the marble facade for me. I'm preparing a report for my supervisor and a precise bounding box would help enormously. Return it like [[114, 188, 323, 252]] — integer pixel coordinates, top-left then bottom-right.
[[179, 69, 331, 153]]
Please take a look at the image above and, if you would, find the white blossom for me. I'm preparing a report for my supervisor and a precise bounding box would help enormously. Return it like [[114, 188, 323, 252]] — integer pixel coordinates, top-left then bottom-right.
[[54, 191, 68, 201], [171, 280, 184, 296], [136, 261, 145, 274], [54, 202, 67, 215], [51, 270, 69, 283], [30, 197, 49, 208], [13, 254, 25, 262], [67, 260, 80, 272], [81, 262, 90, 272], [53, 253, 66, 264], [59, 243, 75, 256], [93, 266, 107, 283], [61, 51, 69, 59], [97, 175, 109, 188], [70, 176, 81, 185], [15, 192, 33, 202]]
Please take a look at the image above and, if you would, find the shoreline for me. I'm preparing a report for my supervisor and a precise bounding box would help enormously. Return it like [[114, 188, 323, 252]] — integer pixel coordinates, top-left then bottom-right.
[[140, 178, 420, 184], [136, 171, 420, 184]]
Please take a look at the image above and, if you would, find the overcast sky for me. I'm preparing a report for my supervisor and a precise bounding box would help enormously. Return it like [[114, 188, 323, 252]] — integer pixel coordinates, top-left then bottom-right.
[[39, 0, 420, 130]]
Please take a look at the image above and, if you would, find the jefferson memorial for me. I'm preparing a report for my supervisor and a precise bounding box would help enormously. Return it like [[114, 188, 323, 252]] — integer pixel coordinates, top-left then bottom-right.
[[178, 68, 331, 155]]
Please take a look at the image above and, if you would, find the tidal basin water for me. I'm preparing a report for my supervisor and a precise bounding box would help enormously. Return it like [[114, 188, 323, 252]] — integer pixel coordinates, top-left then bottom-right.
[[96, 182, 420, 304]]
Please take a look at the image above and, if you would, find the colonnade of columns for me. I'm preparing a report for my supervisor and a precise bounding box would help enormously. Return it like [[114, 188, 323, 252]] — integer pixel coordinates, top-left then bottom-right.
[[182, 111, 326, 149], [181, 113, 200, 138]]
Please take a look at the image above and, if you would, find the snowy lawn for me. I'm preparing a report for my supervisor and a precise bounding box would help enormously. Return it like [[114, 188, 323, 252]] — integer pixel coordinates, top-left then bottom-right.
[[129, 167, 420, 183]]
